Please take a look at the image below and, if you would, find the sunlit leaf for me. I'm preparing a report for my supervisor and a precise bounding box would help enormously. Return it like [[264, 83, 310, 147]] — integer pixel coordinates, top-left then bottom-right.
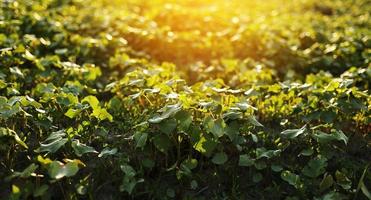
[[281, 170, 301, 188], [281, 125, 306, 139], [71, 140, 97, 157], [98, 147, 118, 158], [48, 161, 79, 179], [39, 130, 68, 153]]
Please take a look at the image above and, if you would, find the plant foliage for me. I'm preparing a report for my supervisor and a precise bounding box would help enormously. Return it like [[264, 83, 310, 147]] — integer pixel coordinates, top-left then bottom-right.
[[0, 0, 370, 199]]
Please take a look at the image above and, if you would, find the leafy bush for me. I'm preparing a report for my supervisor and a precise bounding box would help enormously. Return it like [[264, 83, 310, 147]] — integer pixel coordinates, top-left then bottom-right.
[[0, 0, 370, 199]]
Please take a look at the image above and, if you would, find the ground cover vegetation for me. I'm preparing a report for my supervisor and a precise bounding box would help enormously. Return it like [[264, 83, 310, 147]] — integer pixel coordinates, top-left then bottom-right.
[[0, 0, 370, 199]]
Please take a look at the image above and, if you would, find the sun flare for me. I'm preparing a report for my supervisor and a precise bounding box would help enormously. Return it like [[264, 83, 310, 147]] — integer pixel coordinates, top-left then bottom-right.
[[1, 0, 370, 199]]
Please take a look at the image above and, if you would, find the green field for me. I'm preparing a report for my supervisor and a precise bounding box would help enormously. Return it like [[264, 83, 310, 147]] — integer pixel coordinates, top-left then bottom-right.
[[0, 0, 370, 199]]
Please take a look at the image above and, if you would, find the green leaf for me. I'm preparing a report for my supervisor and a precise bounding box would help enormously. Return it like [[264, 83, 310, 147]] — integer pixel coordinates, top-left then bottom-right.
[[121, 164, 136, 177], [302, 156, 327, 178], [321, 111, 336, 123], [335, 171, 351, 190], [193, 135, 217, 157], [281, 125, 306, 139], [281, 170, 301, 188], [71, 140, 97, 157], [251, 133, 258, 143], [76, 183, 88, 195], [299, 148, 314, 156], [39, 130, 68, 153], [235, 102, 257, 111], [247, 115, 264, 127], [316, 191, 345, 200], [10, 67, 24, 78], [181, 158, 198, 170], [320, 174, 334, 192], [134, 132, 148, 148], [16, 163, 39, 178], [166, 188, 175, 198], [211, 152, 228, 165], [175, 110, 192, 131], [82, 96, 100, 109], [239, 154, 255, 167], [13, 131, 28, 149], [33, 185, 49, 197], [23, 50, 36, 61], [191, 180, 198, 190], [149, 103, 181, 123], [159, 119, 177, 134], [11, 184, 21, 199], [98, 147, 117, 158], [0, 128, 28, 149], [35, 83, 56, 95], [92, 107, 113, 122], [57, 93, 79, 106], [148, 114, 165, 124], [223, 111, 242, 120], [64, 108, 81, 119], [120, 164, 143, 194], [356, 164, 370, 200], [204, 116, 225, 138], [253, 173, 263, 183], [271, 165, 283, 172], [141, 158, 155, 169], [225, 121, 240, 141], [256, 148, 281, 159], [254, 160, 267, 170], [360, 182, 371, 200], [313, 130, 348, 145], [81, 96, 113, 121], [0, 80, 8, 89], [244, 88, 259, 97], [153, 134, 172, 153], [48, 161, 79, 179]]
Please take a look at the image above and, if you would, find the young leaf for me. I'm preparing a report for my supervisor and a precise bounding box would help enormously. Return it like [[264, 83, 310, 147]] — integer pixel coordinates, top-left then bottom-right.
[[193, 135, 217, 157]]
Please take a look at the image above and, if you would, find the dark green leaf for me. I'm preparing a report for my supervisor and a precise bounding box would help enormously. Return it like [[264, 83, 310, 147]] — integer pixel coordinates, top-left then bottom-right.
[[153, 134, 172, 153], [239, 154, 255, 167], [211, 152, 228, 165]]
